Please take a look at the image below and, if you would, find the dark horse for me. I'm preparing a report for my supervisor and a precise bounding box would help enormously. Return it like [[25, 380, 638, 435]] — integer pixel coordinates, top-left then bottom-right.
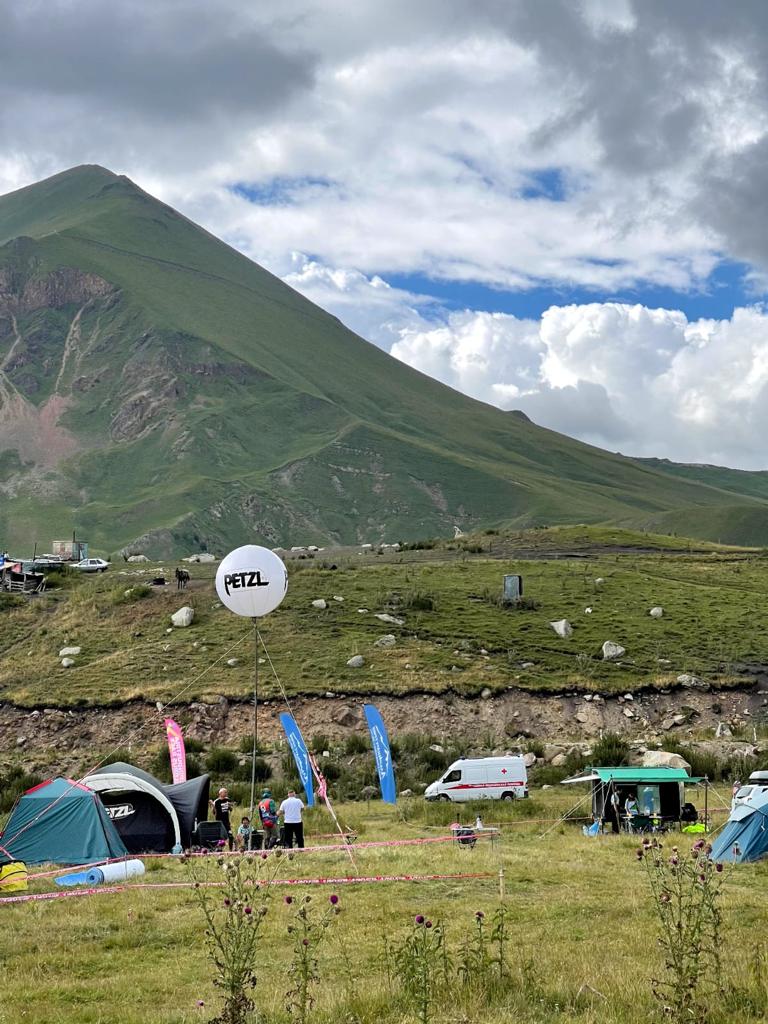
[[175, 568, 190, 590]]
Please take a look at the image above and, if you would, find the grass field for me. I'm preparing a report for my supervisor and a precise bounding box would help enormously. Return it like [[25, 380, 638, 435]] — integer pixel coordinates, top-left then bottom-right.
[[1, 789, 765, 1024], [2, 533, 768, 708]]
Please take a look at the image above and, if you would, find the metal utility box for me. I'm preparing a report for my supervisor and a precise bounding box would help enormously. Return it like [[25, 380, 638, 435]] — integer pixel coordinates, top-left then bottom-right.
[[503, 574, 523, 601]]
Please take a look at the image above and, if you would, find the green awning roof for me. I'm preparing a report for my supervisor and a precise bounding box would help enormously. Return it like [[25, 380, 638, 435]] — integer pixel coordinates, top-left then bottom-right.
[[595, 767, 693, 783], [562, 766, 704, 785]]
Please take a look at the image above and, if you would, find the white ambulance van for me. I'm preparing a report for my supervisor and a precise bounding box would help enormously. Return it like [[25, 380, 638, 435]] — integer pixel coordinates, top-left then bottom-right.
[[424, 756, 528, 802]]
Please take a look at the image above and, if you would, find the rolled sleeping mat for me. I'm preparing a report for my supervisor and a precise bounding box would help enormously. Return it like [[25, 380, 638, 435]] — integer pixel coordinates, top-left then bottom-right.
[[85, 868, 105, 885], [55, 871, 93, 887], [96, 859, 145, 883]]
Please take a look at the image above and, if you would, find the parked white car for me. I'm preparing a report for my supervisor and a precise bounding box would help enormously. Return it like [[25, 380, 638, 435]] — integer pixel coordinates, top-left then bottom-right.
[[425, 756, 528, 802], [73, 557, 110, 573]]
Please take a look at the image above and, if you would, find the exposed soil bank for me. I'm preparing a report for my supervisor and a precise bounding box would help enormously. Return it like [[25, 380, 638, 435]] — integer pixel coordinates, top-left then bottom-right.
[[4, 682, 767, 774]]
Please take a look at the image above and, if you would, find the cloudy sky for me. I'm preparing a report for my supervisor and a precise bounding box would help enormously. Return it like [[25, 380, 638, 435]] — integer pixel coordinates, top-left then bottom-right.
[[3, 0, 768, 467]]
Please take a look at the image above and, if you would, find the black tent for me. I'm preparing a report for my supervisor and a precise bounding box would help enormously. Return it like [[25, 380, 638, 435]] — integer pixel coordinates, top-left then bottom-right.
[[82, 762, 210, 853]]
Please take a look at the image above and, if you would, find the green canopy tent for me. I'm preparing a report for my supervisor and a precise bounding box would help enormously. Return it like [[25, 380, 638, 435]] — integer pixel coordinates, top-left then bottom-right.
[[562, 766, 706, 831], [0, 777, 128, 865]]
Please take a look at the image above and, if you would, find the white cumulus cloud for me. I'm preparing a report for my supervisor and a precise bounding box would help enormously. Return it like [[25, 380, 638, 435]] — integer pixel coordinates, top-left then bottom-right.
[[391, 302, 768, 469]]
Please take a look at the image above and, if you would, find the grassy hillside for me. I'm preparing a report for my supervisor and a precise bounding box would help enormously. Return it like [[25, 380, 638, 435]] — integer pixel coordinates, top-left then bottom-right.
[[1, 528, 767, 708], [2, 166, 768, 554], [637, 457, 768, 501]]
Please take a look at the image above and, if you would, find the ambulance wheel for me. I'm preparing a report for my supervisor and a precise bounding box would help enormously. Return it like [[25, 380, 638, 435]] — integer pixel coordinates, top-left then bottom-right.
[[501, 792, 515, 801], [438, 794, 451, 802]]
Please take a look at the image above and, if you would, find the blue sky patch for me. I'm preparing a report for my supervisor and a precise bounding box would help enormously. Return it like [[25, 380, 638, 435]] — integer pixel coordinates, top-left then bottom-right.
[[521, 168, 567, 201], [232, 177, 336, 205], [385, 258, 762, 323]]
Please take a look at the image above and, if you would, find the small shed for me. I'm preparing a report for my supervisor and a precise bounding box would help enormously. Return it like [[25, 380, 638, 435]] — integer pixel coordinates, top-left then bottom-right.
[[562, 766, 703, 827]]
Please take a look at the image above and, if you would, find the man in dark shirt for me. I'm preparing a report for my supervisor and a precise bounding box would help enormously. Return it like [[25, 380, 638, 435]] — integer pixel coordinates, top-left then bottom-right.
[[211, 787, 235, 850]]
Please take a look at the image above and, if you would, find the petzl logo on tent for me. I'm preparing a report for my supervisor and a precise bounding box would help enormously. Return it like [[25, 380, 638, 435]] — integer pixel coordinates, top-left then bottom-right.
[[105, 803, 135, 820], [364, 704, 396, 804]]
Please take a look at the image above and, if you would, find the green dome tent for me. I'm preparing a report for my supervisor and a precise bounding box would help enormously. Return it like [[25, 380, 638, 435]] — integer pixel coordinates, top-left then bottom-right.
[[0, 777, 128, 865]]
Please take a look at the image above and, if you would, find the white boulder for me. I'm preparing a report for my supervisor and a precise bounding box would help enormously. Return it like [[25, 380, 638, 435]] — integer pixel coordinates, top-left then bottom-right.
[[649, 606, 664, 618], [376, 613, 404, 626], [642, 750, 691, 772], [333, 595, 344, 602], [198, 553, 216, 563], [550, 619, 573, 639], [523, 752, 537, 767], [602, 641, 626, 660], [226, 658, 240, 668], [127, 554, 149, 563], [346, 655, 365, 669], [61, 658, 75, 668], [171, 606, 195, 628], [676, 673, 709, 690], [311, 599, 327, 610], [59, 646, 81, 657], [374, 635, 397, 648]]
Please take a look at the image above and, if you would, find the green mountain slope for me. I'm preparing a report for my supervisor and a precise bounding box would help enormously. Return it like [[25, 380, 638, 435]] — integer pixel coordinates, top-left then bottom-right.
[[1, 165, 767, 555]]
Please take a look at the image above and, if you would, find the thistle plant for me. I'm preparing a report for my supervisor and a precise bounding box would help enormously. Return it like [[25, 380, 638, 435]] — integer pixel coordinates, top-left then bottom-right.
[[458, 910, 491, 985], [490, 903, 511, 982], [393, 914, 448, 1024], [188, 854, 271, 1024], [639, 838, 728, 1024], [284, 892, 341, 1024]]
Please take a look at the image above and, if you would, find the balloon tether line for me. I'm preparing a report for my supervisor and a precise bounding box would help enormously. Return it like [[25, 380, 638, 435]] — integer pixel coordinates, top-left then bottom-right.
[[248, 617, 259, 849], [258, 629, 358, 872]]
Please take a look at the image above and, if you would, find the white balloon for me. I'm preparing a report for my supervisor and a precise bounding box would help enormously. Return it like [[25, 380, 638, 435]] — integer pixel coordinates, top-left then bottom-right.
[[215, 545, 288, 618]]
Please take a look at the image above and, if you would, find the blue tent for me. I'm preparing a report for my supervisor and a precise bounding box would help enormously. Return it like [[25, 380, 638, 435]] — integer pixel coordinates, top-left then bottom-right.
[[710, 789, 768, 864], [0, 777, 129, 865]]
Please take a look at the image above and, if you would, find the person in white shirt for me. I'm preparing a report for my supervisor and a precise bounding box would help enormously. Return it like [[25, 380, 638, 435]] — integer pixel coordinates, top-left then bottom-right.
[[278, 790, 305, 849]]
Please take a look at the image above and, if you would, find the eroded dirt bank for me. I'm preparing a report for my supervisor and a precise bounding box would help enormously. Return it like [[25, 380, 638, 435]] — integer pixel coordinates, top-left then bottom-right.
[[3, 681, 767, 774]]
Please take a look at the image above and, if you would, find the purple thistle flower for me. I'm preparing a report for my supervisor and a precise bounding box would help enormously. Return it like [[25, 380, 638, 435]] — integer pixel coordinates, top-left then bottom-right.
[[425, 920, 433, 929], [244, 906, 253, 915], [329, 894, 339, 905], [285, 895, 293, 905], [636, 849, 644, 861], [302, 938, 310, 946], [196, 999, 205, 1007], [223, 898, 231, 907], [261, 852, 268, 860], [415, 914, 425, 925], [716, 862, 724, 873], [475, 910, 484, 920]]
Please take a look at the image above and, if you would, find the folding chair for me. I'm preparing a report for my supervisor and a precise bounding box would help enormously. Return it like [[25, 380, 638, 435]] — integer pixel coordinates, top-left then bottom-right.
[[195, 821, 228, 850]]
